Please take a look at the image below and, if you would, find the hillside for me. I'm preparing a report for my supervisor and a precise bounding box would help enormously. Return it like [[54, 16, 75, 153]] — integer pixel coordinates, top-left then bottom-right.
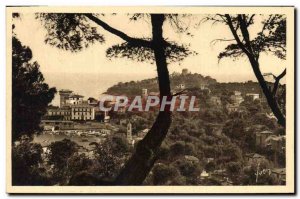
[[105, 70, 264, 98], [106, 71, 217, 96]]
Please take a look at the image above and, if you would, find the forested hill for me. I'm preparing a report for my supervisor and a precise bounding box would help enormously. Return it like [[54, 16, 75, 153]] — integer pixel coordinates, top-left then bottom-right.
[[105, 71, 264, 97], [209, 81, 263, 96], [105, 72, 217, 96]]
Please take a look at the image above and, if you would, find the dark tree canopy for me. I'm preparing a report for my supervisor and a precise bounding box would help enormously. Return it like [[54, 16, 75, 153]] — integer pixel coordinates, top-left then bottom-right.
[[217, 14, 286, 61], [47, 138, 78, 169], [12, 36, 56, 142], [36, 13, 105, 52], [203, 14, 286, 127], [36, 13, 196, 63], [106, 41, 196, 64], [12, 140, 51, 185]]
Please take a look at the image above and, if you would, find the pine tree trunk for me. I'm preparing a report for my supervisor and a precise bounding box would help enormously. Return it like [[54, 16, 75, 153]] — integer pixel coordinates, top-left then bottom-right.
[[248, 57, 286, 127], [114, 14, 172, 185], [225, 14, 286, 128]]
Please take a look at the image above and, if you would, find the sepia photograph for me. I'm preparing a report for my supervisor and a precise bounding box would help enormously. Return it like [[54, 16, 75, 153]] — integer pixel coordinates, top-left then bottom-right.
[[6, 6, 295, 194]]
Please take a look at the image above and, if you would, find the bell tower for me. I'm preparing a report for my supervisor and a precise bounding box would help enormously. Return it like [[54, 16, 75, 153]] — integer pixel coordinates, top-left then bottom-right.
[[127, 122, 132, 143], [59, 89, 73, 107]]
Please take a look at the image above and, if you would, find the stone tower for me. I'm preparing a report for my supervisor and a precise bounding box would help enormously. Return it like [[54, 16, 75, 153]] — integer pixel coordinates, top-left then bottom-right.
[[59, 89, 73, 108], [142, 88, 148, 98], [182, 68, 189, 75], [127, 122, 133, 143]]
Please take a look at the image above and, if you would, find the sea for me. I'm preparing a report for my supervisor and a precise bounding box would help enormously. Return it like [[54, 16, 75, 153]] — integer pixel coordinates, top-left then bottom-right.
[[43, 72, 156, 106]]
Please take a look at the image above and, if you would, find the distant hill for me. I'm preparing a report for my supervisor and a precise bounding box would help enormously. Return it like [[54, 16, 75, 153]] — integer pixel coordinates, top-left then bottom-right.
[[105, 70, 268, 98], [106, 72, 218, 96]]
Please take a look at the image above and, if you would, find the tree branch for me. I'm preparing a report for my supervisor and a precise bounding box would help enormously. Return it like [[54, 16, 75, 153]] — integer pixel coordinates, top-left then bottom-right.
[[84, 14, 152, 48], [238, 15, 254, 55], [224, 14, 251, 57], [210, 38, 236, 46], [272, 68, 286, 96], [246, 14, 255, 27]]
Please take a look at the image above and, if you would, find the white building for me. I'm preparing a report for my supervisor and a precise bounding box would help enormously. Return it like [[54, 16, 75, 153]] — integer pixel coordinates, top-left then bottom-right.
[[209, 96, 222, 106], [246, 93, 260, 100], [127, 122, 133, 144], [230, 91, 244, 105], [66, 94, 84, 105], [177, 83, 185, 90], [200, 170, 210, 179], [256, 130, 274, 147], [87, 97, 98, 106], [226, 104, 239, 113], [200, 83, 208, 90], [71, 104, 95, 120], [142, 88, 148, 98]]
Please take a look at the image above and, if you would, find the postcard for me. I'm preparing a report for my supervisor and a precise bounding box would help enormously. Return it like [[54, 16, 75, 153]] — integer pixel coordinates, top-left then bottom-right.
[[6, 6, 295, 194]]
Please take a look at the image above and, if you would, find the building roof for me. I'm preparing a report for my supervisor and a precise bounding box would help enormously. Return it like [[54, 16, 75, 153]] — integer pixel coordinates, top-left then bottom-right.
[[258, 130, 274, 134], [245, 153, 265, 159], [265, 135, 278, 142], [88, 97, 97, 101], [69, 94, 84, 98], [272, 168, 286, 175], [59, 89, 73, 93], [252, 153, 265, 159], [71, 104, 94, 108], [200, 170, 209, 177], [184, 155, 200, 162], [265, 135, 285, 143]]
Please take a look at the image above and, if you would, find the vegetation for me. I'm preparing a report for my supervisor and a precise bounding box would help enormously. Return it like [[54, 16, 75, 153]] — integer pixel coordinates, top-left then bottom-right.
[[12, 36, 56, 142], [12, 138, 51, 185], [107, 72, 217, 96], [34, 12, 200, 185], [205, 14, 286, 127], [11, 13, 286, 186], [11, 72, 285, 186]]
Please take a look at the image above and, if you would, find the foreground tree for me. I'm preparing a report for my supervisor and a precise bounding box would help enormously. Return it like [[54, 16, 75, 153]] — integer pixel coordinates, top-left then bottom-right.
[[47, 139, 78, 184], [36, 13, 195, 185], [48, 139, 78, 170], [12, 139, 51, 185], [205, 14, 286, 127], [12, 36, 56, 141]]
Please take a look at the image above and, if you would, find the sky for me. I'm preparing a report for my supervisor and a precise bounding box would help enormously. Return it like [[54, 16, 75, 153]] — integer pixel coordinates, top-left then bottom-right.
[[12, 13, 286, 104]]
